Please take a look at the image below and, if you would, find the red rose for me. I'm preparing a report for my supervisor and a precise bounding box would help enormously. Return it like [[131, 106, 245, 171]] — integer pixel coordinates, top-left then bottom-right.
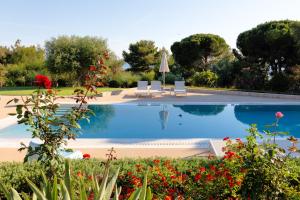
[[223, 137, 230, 141], [275, 111, 284, 119], [83, 153, 91, 159], [35, 74, 52, 89]]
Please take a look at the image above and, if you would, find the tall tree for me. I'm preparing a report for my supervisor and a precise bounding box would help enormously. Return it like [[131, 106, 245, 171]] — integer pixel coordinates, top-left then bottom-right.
[[237, 20, 300, 75], [45, 36, 122, 85], [123, 40, 159, 72], [171, 34, 230, 77]]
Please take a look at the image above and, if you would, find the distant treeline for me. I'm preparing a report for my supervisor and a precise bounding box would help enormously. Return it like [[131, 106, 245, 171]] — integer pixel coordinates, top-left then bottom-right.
[[1, 20, 300, 92]]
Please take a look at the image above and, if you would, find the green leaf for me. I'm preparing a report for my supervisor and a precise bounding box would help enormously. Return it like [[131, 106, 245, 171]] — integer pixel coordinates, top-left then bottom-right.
[[97, 168, 109, 200], [26, 178, 47, 200], [0, 182, 11, 199], [64, 159, 74, 200], [139, 170, 148, 200], [61, 182, 71, 200], [79, 179, 88, 200], [128, 188, 141, 200], [51, 176, 58, 200], [103, 167, 120, 200], [10, 188, 23, 200], [145, 187, 152, 200]]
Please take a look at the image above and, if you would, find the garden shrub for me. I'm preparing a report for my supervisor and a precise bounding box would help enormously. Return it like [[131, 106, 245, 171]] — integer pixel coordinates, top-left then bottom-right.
[[109, 71, 141, 88], [287, 65, 300, 93], [1, 156, 300, 199], [140, 70, 155, 82], [191, 70, 218, 87], [158, 72, 183, 85], [0, 162, 43, 195], [268, 73, 290, 92], [235, 67, 268, 90]]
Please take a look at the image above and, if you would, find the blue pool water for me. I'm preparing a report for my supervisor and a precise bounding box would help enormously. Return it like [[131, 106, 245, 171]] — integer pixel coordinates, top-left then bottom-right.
[[0, 104, 300, 139]]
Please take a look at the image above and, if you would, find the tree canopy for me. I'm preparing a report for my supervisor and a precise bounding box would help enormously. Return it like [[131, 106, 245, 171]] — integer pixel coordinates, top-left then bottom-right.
[[237, 20, 300, 74], [123, 40, 160, 72], [45, 36, 122, 84], [171, 34, 230, 75]]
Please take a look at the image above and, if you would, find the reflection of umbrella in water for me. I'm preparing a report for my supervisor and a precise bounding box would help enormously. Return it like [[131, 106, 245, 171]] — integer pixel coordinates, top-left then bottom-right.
[[159, 105, 169, 130]]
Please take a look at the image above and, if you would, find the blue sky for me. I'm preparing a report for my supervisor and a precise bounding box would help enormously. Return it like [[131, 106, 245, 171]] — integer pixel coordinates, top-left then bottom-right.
[[1, 0, 300, 57]]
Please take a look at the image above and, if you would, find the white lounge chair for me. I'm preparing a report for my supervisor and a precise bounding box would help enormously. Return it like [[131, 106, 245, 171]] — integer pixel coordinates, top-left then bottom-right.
[[27, 140, 83, 161], [174, 81, 187, 96], [150, 81, 163, 96], [135, 81, 149, 97]]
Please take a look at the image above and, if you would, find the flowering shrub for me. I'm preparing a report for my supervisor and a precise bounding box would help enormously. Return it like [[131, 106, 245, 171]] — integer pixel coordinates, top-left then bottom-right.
[[2, 110, 300, 199], [34, 74, 52, 89]]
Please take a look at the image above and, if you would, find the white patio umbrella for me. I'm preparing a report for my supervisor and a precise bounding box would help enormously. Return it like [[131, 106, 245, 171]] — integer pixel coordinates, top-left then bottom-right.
[[159, 49, 170, 88]]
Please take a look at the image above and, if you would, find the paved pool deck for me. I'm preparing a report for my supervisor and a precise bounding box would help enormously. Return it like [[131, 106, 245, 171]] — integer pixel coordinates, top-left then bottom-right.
[[0, 88, 299, 162]]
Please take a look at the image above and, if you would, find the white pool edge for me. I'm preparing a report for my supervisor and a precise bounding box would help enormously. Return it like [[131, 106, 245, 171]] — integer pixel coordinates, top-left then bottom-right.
[[0, 138, 213, 149]]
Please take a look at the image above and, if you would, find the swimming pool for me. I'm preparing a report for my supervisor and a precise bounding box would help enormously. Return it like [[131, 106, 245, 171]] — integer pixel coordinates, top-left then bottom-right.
[[0, 104, 300, 139]]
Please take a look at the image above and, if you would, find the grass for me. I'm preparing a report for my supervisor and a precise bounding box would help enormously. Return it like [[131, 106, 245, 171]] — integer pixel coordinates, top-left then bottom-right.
[[0, 87, 121, 96]]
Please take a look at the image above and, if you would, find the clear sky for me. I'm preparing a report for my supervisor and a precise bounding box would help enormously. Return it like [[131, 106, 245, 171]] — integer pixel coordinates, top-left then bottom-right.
[[1, 0, 300, 57]]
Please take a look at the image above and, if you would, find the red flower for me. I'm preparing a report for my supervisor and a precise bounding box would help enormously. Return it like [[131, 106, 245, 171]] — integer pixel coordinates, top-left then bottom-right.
[[164, 196, 172, 200], [194, 173, 201, 181], [224, 151, 235, 159], [168, 188, 175, 195], [275, 111, 284, 119], [199, 167, 206, 173], [77, 171, 83, 178], [223, 137, 230, 141], [89, 65, 96, 71], [206, 174, 214, 182], [83, 153, 91, 159], [170, 175, 176, 179], [153, 159, 160, 164], [209, 165, 216, 171], [229, 180, 235, 188], [35, 74, 52, 89], [88, 192, 94, 200]]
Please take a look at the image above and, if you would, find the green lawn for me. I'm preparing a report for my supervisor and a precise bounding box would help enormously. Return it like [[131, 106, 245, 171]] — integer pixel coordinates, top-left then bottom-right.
[[0, 87, 121, 96]]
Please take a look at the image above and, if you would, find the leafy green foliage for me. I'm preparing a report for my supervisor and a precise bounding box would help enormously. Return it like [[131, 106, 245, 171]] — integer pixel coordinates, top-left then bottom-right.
[[0, 40, 45, 87], [123, 40, 160, 72], [0, 65, 7, 87], [45, 36, 122, 86], [0, 160, 121, 200], [171, 34, 230, 78], [190, 70, 218, 87], [8, 88, 92, 177], [108, 71, 141, 88], [140, 70, 155, 82], [237, 20, 300, 75]]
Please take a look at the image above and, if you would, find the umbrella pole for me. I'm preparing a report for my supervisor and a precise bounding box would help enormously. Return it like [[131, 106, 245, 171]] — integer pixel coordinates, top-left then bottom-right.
[[163, 72, 165, 90]]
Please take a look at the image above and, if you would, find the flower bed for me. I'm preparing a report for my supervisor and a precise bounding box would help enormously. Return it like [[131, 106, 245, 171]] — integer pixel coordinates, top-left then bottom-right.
[[1, 156, 300, 199]]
